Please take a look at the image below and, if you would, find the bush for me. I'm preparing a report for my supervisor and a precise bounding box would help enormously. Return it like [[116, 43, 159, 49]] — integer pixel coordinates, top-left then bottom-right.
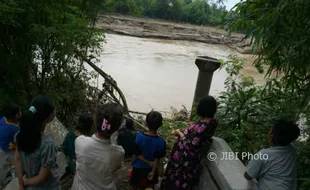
[[215, 55, 310, 189], [0, 0, 105, 126]]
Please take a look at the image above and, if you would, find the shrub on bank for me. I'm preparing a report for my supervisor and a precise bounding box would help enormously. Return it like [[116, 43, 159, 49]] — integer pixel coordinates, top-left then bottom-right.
[[161, 55, 310, 189]]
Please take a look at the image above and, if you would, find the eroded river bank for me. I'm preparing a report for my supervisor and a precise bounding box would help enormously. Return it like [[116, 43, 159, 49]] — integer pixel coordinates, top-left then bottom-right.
[[96, 15, 255, 55]]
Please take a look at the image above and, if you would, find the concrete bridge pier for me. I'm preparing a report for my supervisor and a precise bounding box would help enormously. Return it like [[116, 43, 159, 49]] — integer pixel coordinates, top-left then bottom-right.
[[191, 56, 221, 119]]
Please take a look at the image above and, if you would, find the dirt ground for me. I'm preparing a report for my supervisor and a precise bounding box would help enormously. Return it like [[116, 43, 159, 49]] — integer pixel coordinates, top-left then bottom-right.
[[96, 15, 253, 54]]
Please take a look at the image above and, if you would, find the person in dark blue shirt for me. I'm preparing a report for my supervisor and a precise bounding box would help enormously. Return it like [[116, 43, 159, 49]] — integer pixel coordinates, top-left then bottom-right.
[[129, 111, 166, 190], [0, 103, 21, 152], [117, 119, 138, 158]]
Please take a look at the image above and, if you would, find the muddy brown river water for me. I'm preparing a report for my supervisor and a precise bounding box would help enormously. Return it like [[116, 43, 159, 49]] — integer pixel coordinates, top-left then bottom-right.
[[90, 34, 263, 113]]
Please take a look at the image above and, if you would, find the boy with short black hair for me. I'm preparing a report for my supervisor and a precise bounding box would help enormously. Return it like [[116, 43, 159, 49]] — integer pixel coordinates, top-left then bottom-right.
[[62, 113, 93, 174], [244, 120, 300, 190], [74, 113, 94, 137], [129, 111, 166, 190]]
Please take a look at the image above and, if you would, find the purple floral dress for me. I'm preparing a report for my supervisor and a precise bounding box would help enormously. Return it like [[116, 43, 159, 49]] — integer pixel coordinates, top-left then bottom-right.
[[161, 119, 217, 190]]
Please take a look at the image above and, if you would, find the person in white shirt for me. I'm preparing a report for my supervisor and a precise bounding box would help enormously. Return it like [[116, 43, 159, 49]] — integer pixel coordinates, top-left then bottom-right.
[[244, 120, 300, 190], [72, 103, 125, 190]]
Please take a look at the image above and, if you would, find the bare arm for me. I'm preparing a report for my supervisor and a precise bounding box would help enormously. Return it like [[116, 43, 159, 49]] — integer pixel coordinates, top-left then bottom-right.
[[134, 135, 153, 167], [147, 158, 159, 180], [14, 150, 24, 189], [171, 129, 184, 138], [137, 155, 154, 167], [23, 168, 51, 185], [244, 151, 264, 181], [23, 141, 57, 186], [151, 158, 159, 174], [149, 141, 166, 180], [148, 141, 166, 180], [244, 172, 253, 180]]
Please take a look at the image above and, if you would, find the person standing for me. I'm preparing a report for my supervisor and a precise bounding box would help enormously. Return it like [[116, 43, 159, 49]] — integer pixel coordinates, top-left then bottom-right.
[[161, 96, 218, 190], [14, 96, 61, 190], [244, 120, 300, 190], [62, 113, 93, 175], [0, 103, 21, 154], [117, 119, 138, 158], [0, 103, 21, 186], [129, 111, 166, 190], [72, 102, 125, 190]]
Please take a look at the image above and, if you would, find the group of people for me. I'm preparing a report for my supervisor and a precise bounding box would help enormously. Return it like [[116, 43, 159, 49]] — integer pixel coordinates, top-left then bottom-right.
[[0, 94, 301, 190]]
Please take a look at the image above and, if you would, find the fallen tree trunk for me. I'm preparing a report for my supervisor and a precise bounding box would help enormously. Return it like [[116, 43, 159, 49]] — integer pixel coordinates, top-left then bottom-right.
[[75, 50, 129, 115]]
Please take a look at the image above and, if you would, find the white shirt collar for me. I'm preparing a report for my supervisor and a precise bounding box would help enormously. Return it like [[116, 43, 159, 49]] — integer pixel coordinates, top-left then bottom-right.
[[91, 134, 111, 144]]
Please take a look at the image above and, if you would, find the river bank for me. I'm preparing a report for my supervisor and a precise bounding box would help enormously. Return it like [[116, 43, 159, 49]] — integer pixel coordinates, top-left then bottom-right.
[[96, 15, 255, 55]]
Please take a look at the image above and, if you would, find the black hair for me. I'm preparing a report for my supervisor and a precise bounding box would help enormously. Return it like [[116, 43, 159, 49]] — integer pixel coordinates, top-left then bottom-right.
[[272, 120, 300, 146], [75, 113, 93, 136], [125, 119, 134, 130], [196, 96, 217, 118], [16, 96, 55, 154], [146, 111, 163, 130], [95, 102, 123, 136], [2, 103, 21, 121]]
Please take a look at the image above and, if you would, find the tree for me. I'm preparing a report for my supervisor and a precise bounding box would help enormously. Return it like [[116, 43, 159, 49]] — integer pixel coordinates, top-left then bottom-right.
[[216, 55, 310, 189], [168, 0, 185, 21], [231, 0, 310, 188], [232, 0, 310, 113], [110, 0, 227, 26], [0, 0, 104, 125]]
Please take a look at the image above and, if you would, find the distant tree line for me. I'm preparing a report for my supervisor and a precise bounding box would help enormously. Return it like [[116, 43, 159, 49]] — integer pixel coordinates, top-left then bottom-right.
[[105, 0, 231, 27]]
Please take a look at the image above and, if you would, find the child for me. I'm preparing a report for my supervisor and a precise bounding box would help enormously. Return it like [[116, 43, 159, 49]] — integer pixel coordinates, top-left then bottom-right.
[[244, 120, 300, 190], [72, 102, 125, 190], [62, 113, 93, 174], [0, 103, 21, 154], [117, 118, 138, 158], [161, 96, 218, 190], [129, 111, 167, 190], [14, 96, 60, 189]]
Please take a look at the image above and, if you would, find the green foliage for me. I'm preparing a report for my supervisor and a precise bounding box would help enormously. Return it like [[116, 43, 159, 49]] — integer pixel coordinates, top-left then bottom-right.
[[230, 2, 310, 187], [296, 140, 310, 190], [0, 0, 105, 126], [159, 119, 188, 152], [216, 55, 310, 189], [111, 0, 228, 26], [217, 55, 270, 159], [232, 0, 310, 113]]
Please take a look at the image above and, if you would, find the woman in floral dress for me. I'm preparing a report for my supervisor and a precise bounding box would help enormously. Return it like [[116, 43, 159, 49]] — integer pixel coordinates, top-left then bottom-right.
[[161, 96, 218, 190]]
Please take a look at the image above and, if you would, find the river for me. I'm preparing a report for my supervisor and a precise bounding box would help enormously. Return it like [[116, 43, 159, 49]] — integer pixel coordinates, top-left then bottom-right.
[[91, 33, 262, 113]]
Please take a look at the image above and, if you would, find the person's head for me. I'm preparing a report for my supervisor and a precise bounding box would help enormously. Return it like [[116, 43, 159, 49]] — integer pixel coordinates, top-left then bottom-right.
[[269, 120, 300, 146], [196, 96, 217, 119], [146, 111, 163, 131], [75, 113, 93, 136], [16, 96, 55, 153], [2, 103, 21, 123], [125, 119, 134, 130], [95, 102, 123, 138]]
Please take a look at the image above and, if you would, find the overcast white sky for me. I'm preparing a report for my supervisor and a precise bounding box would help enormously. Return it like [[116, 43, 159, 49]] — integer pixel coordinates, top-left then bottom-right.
[[224, 0, 240, 10]]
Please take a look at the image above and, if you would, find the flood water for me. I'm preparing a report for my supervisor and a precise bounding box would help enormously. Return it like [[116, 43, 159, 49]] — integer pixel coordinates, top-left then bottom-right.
[[90, 34, 261, 113]]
